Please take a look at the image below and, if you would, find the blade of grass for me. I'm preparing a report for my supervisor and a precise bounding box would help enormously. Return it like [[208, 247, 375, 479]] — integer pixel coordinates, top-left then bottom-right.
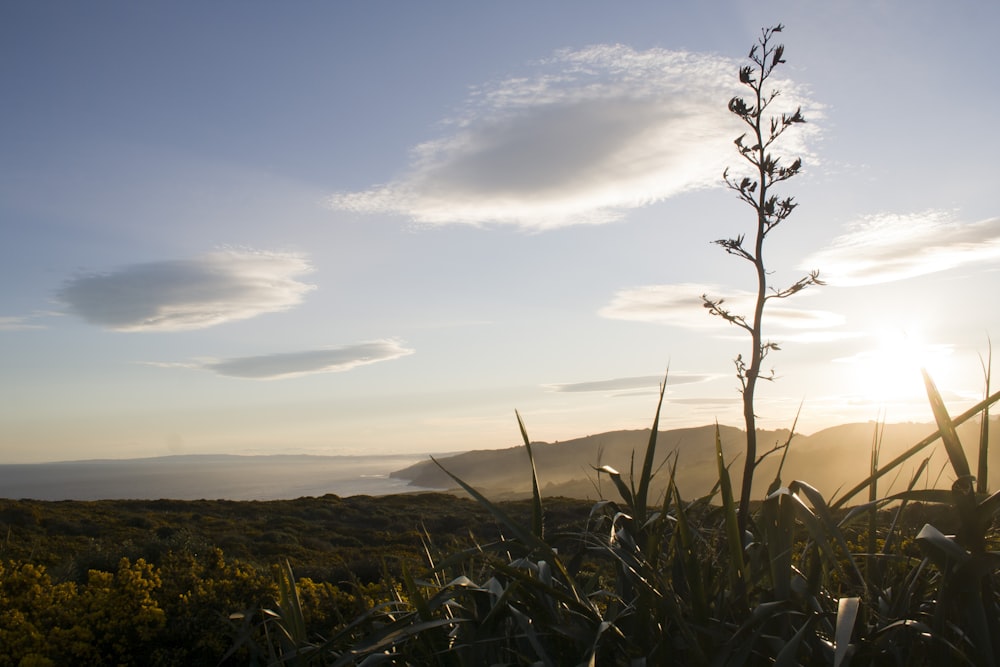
[[430, 456, 585, 605], [275, 560, 308, 650], [774, 614, 817, 667], [788, 482, 864, 587], [516, 410, 544, 541], [885, 489, 955, 504], [922, 369, 972, 480], [915, 523, 969, 568], [670, 476, 708, 626], [793, 480, 862, 564], [832, 387, 1000, 510], [761, 487, 796, 602], [635, 369, 669, 524], [834, 597, 860, 667], [766, 403, 801, 496], [882, 455, 932, 554], [330, 616, 464, 667], [979, 339, 992, 494], [721, 600, 787, 664], [867, 420, 883, 587], [715, 421, 746, 587], [977, 488, 1000, 517], [431, 457, 546, 553], [593, 465, 634, 507]]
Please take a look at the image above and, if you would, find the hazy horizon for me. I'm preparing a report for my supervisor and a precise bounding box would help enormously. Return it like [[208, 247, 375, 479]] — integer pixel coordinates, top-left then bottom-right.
[[0, 415, 965, 466], [0, 452, 438, 501], [2, 417, 989, 501], [3, 2, 998, 464]]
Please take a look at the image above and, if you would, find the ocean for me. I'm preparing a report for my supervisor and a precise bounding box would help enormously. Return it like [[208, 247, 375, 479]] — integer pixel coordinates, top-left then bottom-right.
[[0, 454, 441, 501]]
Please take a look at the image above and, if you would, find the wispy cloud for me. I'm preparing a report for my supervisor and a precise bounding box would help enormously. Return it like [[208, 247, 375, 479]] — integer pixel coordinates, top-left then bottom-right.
[[150, 340, 414, 380], [330, 45, 818, 230], [58, 250, 315, 332], [599, 283, 843, 332], [547, 372, 717, 393], [801, 211, 1000, 286], [0, 315, 47, 331], [667, 397, 741, 406]]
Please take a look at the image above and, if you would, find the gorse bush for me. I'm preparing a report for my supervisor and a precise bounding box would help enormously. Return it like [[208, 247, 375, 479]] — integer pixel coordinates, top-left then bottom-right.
[[0, 557, 165, 666], [0, 494, 534, 665]]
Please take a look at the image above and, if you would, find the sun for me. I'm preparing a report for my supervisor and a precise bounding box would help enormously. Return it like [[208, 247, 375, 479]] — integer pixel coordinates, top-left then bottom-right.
[[847, 328, 955, 406]]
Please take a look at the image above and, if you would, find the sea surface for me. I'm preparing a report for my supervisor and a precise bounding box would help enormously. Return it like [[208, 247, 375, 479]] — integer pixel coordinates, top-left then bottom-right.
[[0, 454, 441, 501]]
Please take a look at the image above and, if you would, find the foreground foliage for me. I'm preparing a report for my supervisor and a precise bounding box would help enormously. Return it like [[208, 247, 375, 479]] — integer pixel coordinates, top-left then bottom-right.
[[229, 376, 1000, 666]]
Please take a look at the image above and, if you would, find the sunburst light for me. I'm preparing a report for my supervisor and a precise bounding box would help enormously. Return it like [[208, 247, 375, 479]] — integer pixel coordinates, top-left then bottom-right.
[[847, 328, 955, 406]]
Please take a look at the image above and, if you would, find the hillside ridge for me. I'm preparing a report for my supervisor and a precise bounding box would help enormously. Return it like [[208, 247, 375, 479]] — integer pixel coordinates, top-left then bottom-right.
[[392, 419, 998, 500]]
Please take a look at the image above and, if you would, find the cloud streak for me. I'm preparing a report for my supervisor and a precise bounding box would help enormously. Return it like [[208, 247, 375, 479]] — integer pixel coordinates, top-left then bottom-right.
[[58, 250, 315, 332], [801, 211, 1000, 286], [330, 45, 818, 230], [599, 283, 843, 332], [547, 372, 717, 393], [152, 340, 415, 380], [0, 315, 47, 331]]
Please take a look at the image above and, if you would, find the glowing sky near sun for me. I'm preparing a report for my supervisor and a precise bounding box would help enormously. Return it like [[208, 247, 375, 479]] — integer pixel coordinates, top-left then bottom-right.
[[2, 1, 998, 462]]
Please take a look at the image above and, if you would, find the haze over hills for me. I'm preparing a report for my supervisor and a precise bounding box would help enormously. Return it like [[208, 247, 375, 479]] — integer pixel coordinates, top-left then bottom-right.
[[392, 419, 998, 502], [1, 420, 994, 503]]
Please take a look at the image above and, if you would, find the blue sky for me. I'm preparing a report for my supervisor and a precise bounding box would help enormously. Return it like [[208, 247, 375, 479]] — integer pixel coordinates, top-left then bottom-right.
[[2, 1, 999, 462]]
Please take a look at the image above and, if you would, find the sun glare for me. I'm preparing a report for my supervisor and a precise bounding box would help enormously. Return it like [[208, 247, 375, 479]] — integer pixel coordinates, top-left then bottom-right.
[[847, 329, 955, 405]]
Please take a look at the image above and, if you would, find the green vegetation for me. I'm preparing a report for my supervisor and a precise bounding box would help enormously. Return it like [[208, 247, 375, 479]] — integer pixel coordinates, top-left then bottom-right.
[[0, 493, 589, 665]]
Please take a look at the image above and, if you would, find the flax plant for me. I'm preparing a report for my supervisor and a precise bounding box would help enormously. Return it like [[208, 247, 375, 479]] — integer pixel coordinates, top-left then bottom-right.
[[702, 24, 823, 533]]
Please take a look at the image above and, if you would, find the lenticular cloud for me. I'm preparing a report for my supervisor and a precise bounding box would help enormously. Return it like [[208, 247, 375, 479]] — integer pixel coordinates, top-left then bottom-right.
[[58, 250, 315, 332], [330, 45, 818, 230], [200, 340, 415, 379]]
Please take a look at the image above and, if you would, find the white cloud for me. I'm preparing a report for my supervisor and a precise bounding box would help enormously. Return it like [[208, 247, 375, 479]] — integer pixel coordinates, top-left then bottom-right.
[[330, 45, 818, 230], [801, 211, 1000, 286], [599, 283, 843, 332], [57, 250, 315, 332], [151, 340, 414, 380], [547, 372, 717, 393]]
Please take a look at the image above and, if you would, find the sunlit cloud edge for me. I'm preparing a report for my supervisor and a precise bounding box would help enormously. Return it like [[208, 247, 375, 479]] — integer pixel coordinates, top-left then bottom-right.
[[801, 210, 1000, 286], [144, 340, 415, 380], [329, 44, 820, 230]]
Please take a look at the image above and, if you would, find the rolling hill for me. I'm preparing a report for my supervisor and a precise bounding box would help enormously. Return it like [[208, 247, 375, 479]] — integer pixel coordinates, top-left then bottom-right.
[[391, 419, 997, 502]]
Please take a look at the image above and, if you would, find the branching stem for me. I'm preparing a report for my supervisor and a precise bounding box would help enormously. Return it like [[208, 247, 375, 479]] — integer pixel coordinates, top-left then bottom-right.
[[703, 25, 820, 533]]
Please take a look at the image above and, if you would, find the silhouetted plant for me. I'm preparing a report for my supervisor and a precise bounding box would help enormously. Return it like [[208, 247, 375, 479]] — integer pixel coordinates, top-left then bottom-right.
[[701, 23, 823, 531]]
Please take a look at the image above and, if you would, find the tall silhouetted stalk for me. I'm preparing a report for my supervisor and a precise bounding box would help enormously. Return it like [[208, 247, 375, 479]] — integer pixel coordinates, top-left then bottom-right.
[[703, 24, 821, 532]]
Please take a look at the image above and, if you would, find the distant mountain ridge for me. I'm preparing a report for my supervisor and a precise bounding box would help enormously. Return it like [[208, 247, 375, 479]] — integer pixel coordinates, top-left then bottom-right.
[[391, 419, 998, 501]]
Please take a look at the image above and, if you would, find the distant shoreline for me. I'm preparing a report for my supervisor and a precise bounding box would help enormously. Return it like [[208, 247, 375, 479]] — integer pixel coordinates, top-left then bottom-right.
[[0, 453, 444, 501]]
